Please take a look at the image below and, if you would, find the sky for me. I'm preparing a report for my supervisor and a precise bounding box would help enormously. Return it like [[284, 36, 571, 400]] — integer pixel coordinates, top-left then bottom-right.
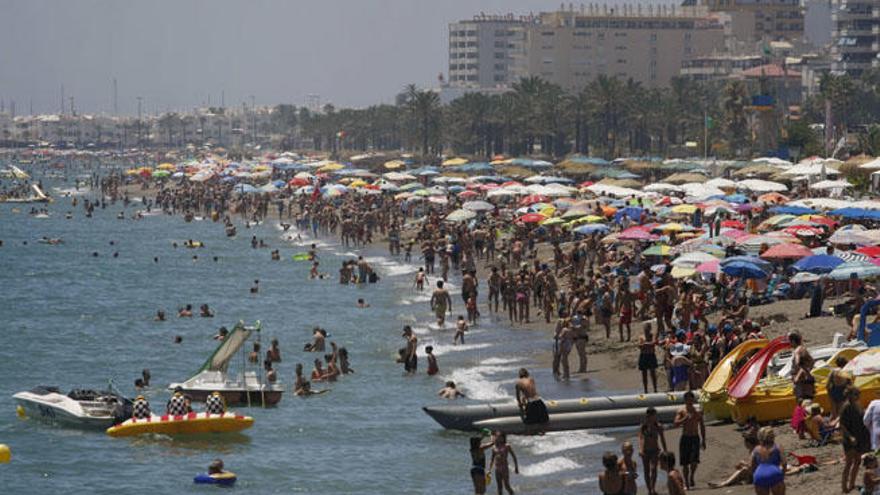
[[0, 0, 569, 115]]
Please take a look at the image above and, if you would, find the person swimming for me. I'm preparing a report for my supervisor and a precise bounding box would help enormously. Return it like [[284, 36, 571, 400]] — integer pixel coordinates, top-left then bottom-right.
[[438, 381, 464, 399]]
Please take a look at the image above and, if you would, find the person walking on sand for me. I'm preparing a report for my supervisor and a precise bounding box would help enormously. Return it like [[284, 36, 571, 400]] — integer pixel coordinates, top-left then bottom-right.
[[638, 322, 660, 394], [431, 280, 453, 327], [840, 386, 871, 493], [639, 407, 667, 495], [489, 433, 518, 495], [673, 391, 706, 489]]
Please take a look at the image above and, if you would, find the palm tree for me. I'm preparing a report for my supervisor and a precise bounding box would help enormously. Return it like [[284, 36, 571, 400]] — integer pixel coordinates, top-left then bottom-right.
[[722, 80, 749, 157], [405, 89, 441, 156]]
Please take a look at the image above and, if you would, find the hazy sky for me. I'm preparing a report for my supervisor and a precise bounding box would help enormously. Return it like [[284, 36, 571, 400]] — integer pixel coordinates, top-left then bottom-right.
[[0, 0, 568, 115]]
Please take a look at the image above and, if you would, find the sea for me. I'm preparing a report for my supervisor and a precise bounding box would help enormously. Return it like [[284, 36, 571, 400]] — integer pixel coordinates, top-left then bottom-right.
[[0, 164, 628, 494]]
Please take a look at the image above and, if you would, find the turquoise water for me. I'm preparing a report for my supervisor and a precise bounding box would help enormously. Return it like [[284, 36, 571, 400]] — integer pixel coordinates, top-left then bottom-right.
[[0, 168, 619, 494]]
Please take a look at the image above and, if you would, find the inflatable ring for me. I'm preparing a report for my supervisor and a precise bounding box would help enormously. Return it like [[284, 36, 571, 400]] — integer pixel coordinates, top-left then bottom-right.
[[194, 472, 236, 485]]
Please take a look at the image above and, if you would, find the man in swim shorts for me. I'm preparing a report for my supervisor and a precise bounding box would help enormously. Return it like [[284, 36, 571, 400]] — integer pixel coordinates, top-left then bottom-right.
[[673, 391, 705, 489], [515, 368, 549, 426]]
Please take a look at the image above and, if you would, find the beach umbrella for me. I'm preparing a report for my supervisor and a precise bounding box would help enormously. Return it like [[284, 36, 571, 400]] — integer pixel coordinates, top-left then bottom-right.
[[759, 243, 814, 259], [428, 196, 448, 205], [671, 251, 719, 267], [519, 194, 547, 206], [462, 200, 494, 212], [828, 260, 880, 280], [782, 225, 824, 237], [234, 183, 258, 194], [317, 162, 345, 172], [721, 260, 767, 279], [721, 220, 745, 229], [705, 177, 736, 189], [619, 227, 656, 241], [399, 182, 422, 191], [517, 213, 547, 223], [757, 192, 790, 204], [793, 254, 844, 273], [643, 244, 671, 256], [696, 259, 721, 274], [457, 190, 478, 199], [152, 170, 171, 178], [757, 215, 796, 230], [856, 246, 880, 258], [652, 223, 689, 233], [157, 162, 176, 170], [540, 217, 567, 226], [810, 179, 852, 190], [671, 204, 698, 215], [721, 255, 773, 272], [442, 157, 468, 166], [829, 229, 876, 245], [769, 205, 817, 215], [790, 272, 824, 284], [568, 215, 605, 226], [670, 266, 697, 278], [643, 183, 682, 193], [380, 183, 401, 192], [446, 209, 477, 222], [738, 179, 788, 192], [574, 224, 610, 235]]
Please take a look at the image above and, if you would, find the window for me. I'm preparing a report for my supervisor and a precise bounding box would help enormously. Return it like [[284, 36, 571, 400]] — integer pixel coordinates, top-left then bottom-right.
[[467, 41, 477, 47], [467, 75, 478, 81], [650, 33, 658, 42], [615, 45, 627, 50], [494, 52, 505, 59], [541, 31, 555, 36], [616, 58, 627, 64], [598, 33, 605, 40], [494, 40, 505, 48], [495, 30, 506, 36], [494, 74, 506, 81], [614, 32, 628, 37], [494, 63, 506, 70], [466, 30, 476, 36], [466, 64, 478, 69]]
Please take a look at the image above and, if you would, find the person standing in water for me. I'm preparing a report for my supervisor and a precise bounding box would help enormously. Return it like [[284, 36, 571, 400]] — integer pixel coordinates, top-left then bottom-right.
[[489, 433, 518, 495], [515, 368, 548, 426], [431, 280, 453, 327], [469, 436, 494, 495], [402, 326, 418, 374]]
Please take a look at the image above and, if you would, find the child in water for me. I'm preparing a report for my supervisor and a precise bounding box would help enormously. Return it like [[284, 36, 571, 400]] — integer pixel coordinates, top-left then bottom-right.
[[466, 295, 478, 325], [426, 346, 439, 376], [454, 316, 468, 345], [414, 267, 426, 291]]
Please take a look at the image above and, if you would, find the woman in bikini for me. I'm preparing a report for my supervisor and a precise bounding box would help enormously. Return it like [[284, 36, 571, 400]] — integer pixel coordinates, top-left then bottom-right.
[[489, 433, 518, 495], [469, 436, 494, 495], [639, 407, 668, 495]]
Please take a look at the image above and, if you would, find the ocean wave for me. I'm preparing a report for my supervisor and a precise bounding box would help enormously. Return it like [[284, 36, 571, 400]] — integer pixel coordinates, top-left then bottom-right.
[[563, 477, 598, 486], [519, 457, 583, 477], [514, 431, 613, 456], [442, 362, 518, 401]]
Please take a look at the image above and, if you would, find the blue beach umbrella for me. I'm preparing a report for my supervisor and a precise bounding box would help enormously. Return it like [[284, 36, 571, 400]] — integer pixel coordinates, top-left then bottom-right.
[[792, 254, 844, 274], [574, 224, 610, 235], [769, 205, 817, 215], [720, 255, 773, 272], [721, 260, 767, 279], [828, 260, 880, 280]]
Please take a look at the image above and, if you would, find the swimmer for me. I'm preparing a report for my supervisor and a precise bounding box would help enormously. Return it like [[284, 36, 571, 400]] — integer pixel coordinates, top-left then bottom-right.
[[200, 304, 214, 318], [250, 280, 259, 293], [155, 310, 166, 321], [438, 381, 465, 399], [153, 257, 159, 263], [208, 459, 229, 477], [142, 369, 151, 386], [271, 249, 280, 261], [310, 261, 320, 279], [173, 335, 183, 344], [178, 304, 193, 317], [212, 256, 218, 262], [357, 298, 370, 308], [214, 327, 229, 340], [113, 252, 119, 258], [192, 255, 198, 262], [454, 316, 468, 345]]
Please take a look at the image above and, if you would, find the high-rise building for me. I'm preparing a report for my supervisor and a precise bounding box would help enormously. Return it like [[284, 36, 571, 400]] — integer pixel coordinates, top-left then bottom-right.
[[702, 0, 804, 42], [830, 0, 880, 76], [447, 14, 534, 88], [516, 6, 726, 90]]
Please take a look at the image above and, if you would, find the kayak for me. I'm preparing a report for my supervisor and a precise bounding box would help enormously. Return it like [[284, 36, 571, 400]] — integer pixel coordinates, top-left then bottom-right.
[[194, 472, 237, 486], [700, 339, 768, 420], [106, 411, 253, 437], [424, 391, 686, 431]]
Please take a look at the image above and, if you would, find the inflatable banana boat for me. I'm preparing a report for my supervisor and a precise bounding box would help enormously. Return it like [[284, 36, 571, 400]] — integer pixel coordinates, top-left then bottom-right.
[[106, 411, 253, 437]]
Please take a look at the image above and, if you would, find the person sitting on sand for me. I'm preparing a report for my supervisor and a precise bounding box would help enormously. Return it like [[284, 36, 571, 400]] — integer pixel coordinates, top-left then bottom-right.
[[438, 381, 465, 399], [178, 304, 193, 318], [707, 433, 758, 488]]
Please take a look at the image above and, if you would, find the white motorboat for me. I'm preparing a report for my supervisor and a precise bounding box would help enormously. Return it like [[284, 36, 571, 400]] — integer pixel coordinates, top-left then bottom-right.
[[13, 386, 132, 430], [169, 321, 284, 407]]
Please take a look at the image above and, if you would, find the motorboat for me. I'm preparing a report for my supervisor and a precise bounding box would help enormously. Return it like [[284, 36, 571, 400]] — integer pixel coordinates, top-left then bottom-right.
[[168, 321, 283, 407], [13, 386, 132, 430]]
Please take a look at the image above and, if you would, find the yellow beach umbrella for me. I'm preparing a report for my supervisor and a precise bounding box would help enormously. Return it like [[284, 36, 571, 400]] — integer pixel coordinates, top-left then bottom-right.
[[157, 163, 176, 170], [317, 162, 345, 172], [384, 160, 404, 169], [539, 206, 557, 217], [442, 157, 468, 167], [349, 179, 368, 188], [540, 217, 567, 226], [671, 204, 698, 215]]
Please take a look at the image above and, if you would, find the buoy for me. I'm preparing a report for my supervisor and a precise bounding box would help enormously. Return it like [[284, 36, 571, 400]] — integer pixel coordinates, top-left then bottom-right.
[[16, 406, 25, 419], [0, 444, 11, 463]]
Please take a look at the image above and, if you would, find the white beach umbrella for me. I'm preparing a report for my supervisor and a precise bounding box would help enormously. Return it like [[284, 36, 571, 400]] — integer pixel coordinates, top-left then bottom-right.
[[705, 177, 737, 188], [738, 179, 788, 192], [859, 157, 880, 170], [462, 200, 494, 212], [643, 183, 682, 193], [810, 179, 852, 190], [446, 208, 477, 222]]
